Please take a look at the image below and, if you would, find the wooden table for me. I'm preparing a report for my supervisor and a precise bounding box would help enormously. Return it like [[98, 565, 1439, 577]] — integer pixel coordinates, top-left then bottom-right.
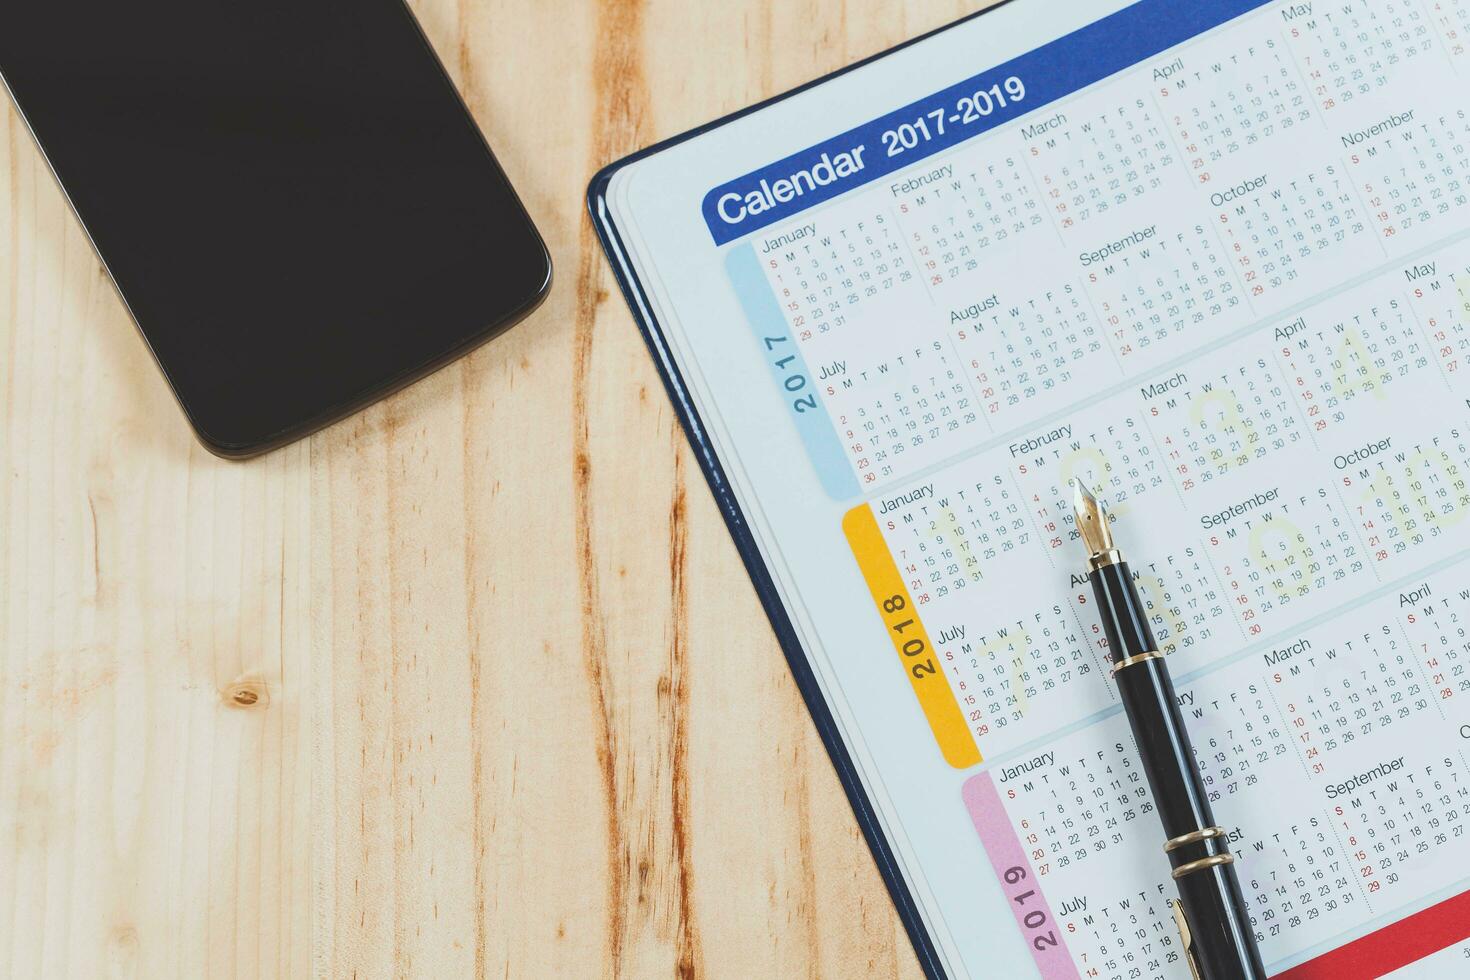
[[0, 2, 982, 974]]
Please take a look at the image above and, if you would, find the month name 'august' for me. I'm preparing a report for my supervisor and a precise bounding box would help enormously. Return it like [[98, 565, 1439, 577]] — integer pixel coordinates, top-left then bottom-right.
[[950, 294, 1000, 323]]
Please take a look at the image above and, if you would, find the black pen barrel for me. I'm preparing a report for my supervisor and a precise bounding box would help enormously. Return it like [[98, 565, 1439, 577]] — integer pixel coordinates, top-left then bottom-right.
[[1090, 561, 1267, 980], [1089, 558, 1158, 657]]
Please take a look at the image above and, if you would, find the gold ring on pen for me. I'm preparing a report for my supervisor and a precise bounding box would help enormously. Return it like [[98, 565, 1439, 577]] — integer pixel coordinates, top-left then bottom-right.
[[1164, 826, 1228, 853], [1111, 650, 1163, 674], [1171, 854, 1234, 879]]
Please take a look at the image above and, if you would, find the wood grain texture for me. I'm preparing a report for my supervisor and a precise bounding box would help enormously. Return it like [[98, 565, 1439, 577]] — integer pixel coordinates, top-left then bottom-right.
[[0, 1, 987, 975]]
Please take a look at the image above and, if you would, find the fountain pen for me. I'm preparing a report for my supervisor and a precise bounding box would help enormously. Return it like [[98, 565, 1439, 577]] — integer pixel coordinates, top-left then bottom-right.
[[1072, 482, 1267, 980]]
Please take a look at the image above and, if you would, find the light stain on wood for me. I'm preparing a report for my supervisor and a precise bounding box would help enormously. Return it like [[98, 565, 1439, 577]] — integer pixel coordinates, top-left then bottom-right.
[[0, 0, 984, 974]]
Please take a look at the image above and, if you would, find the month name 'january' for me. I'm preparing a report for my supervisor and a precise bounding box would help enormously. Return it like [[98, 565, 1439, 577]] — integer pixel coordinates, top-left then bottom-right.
[[877, 484, 935, 515], [759, 223, 818, 253], [997, 751, 1055, 783]]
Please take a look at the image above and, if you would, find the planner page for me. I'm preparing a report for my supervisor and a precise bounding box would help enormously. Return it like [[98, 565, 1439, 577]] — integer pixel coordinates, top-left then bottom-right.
[[599, 0, 1470, 976]]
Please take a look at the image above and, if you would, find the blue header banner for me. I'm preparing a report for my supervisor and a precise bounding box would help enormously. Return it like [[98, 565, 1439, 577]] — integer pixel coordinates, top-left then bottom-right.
[[700, 0, 1274, 246]]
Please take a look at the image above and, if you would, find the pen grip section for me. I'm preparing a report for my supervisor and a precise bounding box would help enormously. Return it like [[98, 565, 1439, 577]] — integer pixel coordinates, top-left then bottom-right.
[[1174, 862, 1268, 980]]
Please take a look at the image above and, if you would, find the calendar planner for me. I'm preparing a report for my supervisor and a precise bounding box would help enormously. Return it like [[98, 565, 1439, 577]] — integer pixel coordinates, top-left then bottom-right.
[[591, 1, 1470, 976]]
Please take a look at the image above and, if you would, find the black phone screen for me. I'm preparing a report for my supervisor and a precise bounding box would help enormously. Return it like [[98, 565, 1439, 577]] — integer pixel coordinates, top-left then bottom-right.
[[0, 0, 550, 456]]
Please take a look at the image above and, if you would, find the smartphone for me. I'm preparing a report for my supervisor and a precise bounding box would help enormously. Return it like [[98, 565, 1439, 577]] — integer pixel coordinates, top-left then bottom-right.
[[0, 0, 551, 457]]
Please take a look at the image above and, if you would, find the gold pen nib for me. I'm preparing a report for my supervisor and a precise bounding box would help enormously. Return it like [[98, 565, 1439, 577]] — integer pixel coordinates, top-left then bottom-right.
[[1072, 481, 1115, 560]]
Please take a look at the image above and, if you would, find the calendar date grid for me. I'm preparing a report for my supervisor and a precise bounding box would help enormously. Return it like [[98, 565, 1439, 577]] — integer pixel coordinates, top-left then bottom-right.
[[964, 541, 1470, 788], [838, 218, 1470, 512]]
